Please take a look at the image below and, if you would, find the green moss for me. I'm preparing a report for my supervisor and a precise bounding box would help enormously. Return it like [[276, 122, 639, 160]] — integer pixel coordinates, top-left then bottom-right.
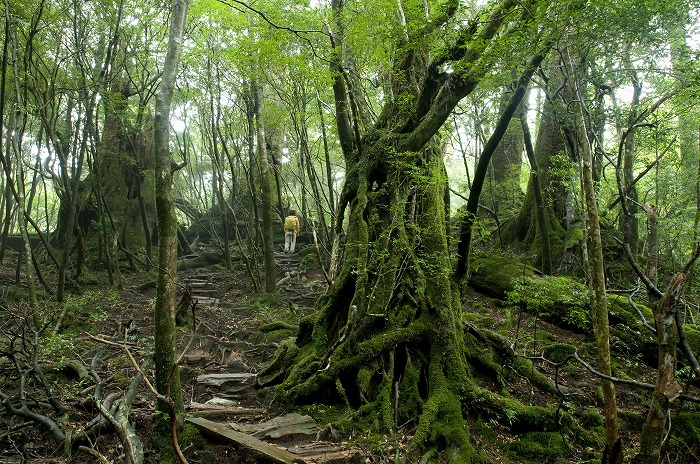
[[301, 403, 348, 426], [462, 312, 495, 328], [464, 299, 491, 314], [251, 292, 286, 312], [412, 385, 476, 464], [509, 357, 558, 396], [468, 254, 536, 298], [607, 293, 653, 323], [297, 246, 316, 257], [302, 253, 317, 267], [179, 423, 204, 453], [466, 386, 558, 432], [508, 431, 566, 461], [296, 312, 318, 345], [542, 343, 576, 363], [506, 275, 590, 332], [684, 325, 700, 355], [397, 358, 423, 426], [580, 408, 603, 427], [471, 418, 496, 441], [257, 339, 299, 387], [577, 425, 605, 449], [565, 224, 584, 249], [536, 330, 556, 343]]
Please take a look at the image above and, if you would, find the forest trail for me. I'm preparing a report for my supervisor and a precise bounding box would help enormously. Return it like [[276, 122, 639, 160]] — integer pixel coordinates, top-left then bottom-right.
[[178, 249, 361, 463]]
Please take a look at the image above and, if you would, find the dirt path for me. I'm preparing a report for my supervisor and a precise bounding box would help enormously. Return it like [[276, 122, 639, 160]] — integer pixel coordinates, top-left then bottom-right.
[[174, 250, 361, 463]]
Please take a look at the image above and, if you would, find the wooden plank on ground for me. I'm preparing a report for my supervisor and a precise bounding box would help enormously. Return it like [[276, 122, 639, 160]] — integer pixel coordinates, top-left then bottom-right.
[[230, 413, 317, 440], [187, 417, 306, 464], [286, 442, 363, 463], [187, 402, 264, 419], [196, 372, 255, 387]]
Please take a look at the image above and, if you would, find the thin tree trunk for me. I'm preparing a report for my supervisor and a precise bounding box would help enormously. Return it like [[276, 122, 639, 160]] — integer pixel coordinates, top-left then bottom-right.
[[519, 97, 552, 275], [153, 0, 188, 438], [456, 51, 546, 278], [568, 54, 622, 464], [252, 78, 276, 293]]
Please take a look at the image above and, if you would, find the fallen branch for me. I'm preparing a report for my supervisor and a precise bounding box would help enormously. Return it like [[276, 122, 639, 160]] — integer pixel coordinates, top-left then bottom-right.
[[86, 333, 188, 464], [572, 352, 700, 403]]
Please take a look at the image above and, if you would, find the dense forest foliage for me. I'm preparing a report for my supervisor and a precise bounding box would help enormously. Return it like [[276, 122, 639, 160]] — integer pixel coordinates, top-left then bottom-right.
[[1, 0, 700, 462]]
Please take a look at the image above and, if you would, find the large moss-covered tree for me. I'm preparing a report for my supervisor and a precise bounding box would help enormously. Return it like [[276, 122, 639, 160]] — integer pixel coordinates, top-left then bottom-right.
[[261, 0, 551, 460]]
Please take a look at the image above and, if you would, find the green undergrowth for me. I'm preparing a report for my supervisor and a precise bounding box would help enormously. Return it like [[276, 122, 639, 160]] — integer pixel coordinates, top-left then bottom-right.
[[506, 275, 591, 332]]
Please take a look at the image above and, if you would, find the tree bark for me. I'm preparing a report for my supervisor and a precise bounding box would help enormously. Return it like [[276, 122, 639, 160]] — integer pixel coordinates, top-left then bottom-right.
[[568, 55, 622, 463], [501, 57, 571, 262], [252, 78, 277, 293], [633, 274, 685, 464], [153, 0, 188, 428]]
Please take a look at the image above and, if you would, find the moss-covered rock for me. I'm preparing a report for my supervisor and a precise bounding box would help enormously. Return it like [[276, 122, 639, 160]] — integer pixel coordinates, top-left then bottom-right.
[[506, 275, 591, 332], [468, 254, 536, 298], [297, 246, 316, 257], [542, 343, 576, 363], [607, 294, 657, 367], [507, 431, 566, 461]]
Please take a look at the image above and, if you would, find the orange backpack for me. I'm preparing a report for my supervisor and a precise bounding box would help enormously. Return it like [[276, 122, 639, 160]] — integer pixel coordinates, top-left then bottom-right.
[[284, 216, 297, 231]]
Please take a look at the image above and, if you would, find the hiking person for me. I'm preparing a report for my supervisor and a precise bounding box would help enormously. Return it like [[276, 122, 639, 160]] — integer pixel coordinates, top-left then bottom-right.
[[283, 210, 300, 253]]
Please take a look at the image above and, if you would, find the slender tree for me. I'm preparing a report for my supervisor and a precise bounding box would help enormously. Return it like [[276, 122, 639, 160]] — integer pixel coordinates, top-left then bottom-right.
[[568, 57, 622, 463], [252, 77, 277, 293], [153, 0, 188, 434]]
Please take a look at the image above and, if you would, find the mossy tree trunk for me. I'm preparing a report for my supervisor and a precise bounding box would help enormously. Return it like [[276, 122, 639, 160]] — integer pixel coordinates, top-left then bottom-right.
[[153, 0, 187, 427], [567, 54, 622, 463], [265, 1, 546, 460], [633, 274, 685, 464], [500, 57, 571, 266], [252, 77, 277, 294], [486, 83, 525, 217], [519, 98, 552, 275]]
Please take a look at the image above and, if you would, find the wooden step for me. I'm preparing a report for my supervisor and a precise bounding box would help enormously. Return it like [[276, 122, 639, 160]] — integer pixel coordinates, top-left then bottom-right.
[[230, 413, 317, 441], [187, 417, 363, 464], [187, 417, 305, 464]]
